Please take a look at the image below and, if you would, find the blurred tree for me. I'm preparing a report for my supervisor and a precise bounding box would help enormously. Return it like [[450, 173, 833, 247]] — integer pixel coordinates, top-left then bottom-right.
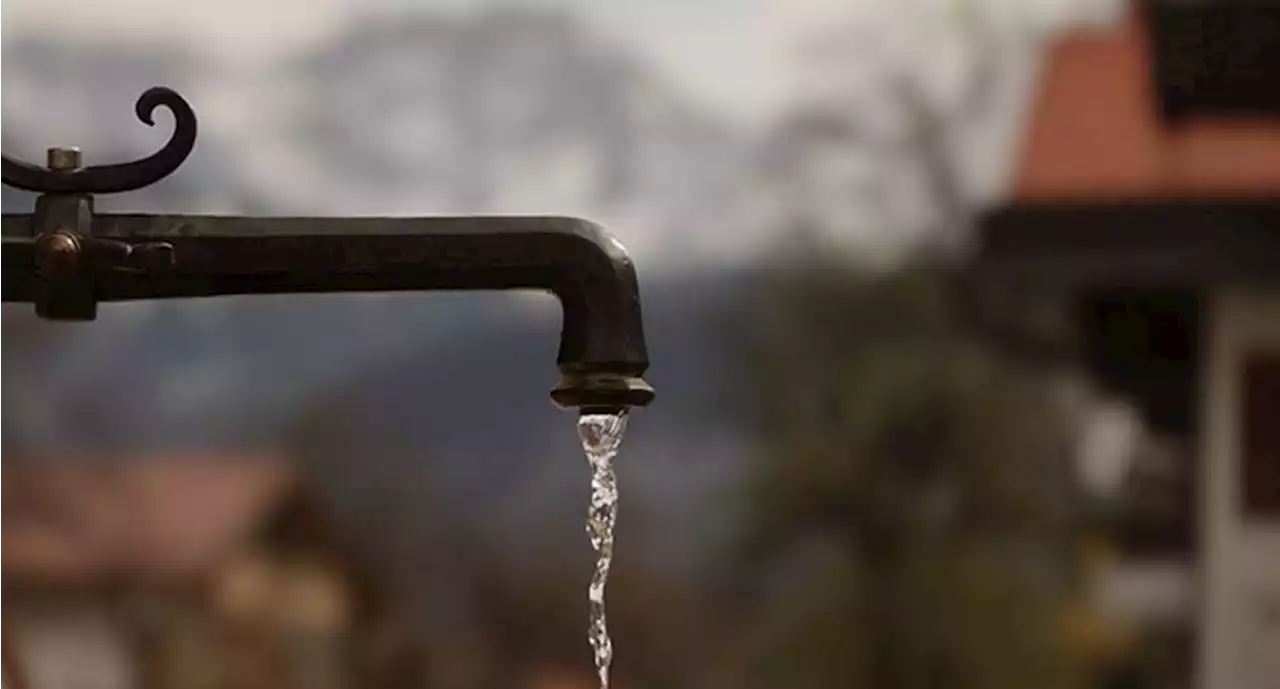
[[721, 259, 1090, 689], [763, 0, 1066, 268], [725, 3, 1103, 684]]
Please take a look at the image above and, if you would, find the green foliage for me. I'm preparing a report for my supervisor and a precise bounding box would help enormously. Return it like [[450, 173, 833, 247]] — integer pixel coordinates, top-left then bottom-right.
[[725, 263, 1089, 689]]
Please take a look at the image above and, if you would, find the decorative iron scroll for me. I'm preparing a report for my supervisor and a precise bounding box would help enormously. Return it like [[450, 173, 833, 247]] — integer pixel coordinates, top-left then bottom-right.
[[1, 87, 197, 194]]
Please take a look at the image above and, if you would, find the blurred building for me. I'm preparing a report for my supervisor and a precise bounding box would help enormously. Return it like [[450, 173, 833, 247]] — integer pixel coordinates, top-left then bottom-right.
[[976, 2, 1280, 688], [2, 458, 417, 689]]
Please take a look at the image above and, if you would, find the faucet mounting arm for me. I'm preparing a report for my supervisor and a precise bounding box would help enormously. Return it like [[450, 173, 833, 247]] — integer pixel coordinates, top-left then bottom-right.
[[1, 87, 652, 411]]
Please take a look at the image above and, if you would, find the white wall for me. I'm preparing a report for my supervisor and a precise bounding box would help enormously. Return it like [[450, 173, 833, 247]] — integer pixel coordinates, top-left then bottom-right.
[[1199, 288, 1280, 689], [9, 608, 136, 689]]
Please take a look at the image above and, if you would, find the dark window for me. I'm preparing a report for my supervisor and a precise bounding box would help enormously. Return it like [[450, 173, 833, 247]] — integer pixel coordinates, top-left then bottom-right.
[[1147, 1, 1280, 120], [1242, 353, 1280, 517]]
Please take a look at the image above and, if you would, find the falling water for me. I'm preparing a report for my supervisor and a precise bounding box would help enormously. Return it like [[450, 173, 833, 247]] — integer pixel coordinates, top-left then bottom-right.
[[577, 410, 629, 689]]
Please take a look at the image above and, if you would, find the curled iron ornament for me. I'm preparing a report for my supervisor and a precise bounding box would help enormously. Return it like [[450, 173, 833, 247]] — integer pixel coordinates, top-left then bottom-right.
[[1, 87, 197, 194]]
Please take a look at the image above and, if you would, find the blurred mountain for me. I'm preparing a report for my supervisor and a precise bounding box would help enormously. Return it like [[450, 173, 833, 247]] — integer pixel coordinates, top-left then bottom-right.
[[1, 6, 758, 441], [286, 269, 755, 582], [1, 8, 766, 576], [220, 7, 766, 267]]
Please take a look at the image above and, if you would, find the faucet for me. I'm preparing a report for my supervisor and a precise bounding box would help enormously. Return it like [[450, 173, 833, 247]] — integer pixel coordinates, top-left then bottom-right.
[[1, 88, 654, 413]]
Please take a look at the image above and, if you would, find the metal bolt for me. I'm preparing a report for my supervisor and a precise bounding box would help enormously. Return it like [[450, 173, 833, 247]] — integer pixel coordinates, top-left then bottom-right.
[[46, 147, 82, 172], [35, 231, 83, 278]]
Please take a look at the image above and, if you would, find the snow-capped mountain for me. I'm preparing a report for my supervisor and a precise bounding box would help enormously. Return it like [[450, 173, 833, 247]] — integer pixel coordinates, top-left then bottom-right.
[[268, 9, 772, 269], [1, 6, 765, 447]]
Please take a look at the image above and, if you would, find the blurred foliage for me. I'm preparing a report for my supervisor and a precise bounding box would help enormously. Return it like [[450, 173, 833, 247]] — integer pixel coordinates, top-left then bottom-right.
[[286, 393, 719, 689], [720, 258, 1092, 689], [469, 558, 715, 689], [274, 257, 1111, 689]]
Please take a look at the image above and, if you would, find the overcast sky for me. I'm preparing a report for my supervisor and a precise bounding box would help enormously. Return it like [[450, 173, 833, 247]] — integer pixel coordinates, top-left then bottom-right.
[[4, 0, 1120, 128], [2, 0, 1124, 269]]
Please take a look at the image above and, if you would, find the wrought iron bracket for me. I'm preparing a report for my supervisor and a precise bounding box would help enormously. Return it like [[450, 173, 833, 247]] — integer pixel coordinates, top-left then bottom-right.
[[1, 87, 193, 319], [1, 87, 197, 194]]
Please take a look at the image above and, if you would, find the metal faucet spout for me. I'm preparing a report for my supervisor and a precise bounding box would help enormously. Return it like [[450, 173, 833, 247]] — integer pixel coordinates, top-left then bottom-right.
[[1, 87, 653, 411], [2, 214, 655, 410]]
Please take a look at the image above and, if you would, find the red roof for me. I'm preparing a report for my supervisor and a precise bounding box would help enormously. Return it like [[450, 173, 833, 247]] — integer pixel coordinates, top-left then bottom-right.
[[3, 456, 292, 584], [1013, 8, 1280, 201]]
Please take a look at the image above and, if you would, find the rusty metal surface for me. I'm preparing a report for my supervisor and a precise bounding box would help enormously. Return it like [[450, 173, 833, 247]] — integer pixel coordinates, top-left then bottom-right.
[[2, 213, 35, 238], [0, 86, 653, 410]]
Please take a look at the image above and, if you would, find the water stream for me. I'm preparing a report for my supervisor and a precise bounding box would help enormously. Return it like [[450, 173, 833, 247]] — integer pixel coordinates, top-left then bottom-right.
[[576, 410, 629, 689]]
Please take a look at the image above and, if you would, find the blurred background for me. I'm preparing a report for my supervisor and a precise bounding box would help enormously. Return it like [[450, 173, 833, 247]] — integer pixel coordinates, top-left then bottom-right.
[[3, 1, 1279, 688]]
